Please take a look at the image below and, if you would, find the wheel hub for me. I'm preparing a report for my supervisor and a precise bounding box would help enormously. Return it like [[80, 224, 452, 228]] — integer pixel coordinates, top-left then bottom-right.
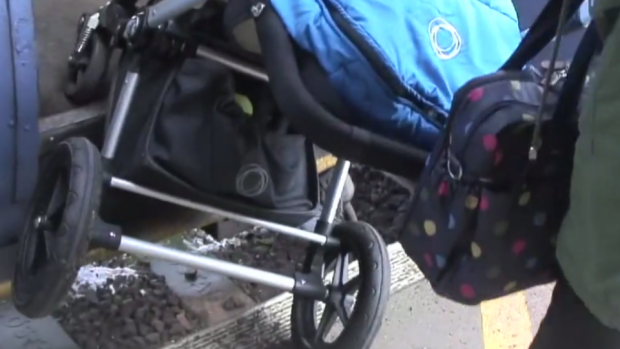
[[325, 284, 356, 311], [290, 222, 391, 348]]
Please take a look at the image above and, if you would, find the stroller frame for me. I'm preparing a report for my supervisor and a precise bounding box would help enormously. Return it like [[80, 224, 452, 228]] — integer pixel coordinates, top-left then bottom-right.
[[99, 1, 349, 297], [12, 0, 392, 347]]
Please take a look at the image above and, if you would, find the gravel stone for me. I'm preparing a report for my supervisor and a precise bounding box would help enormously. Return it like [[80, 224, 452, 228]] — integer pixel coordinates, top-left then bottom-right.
[[145, 332, 161, 344], [56, 272, 205, 349], [57, 166, 409, 348]]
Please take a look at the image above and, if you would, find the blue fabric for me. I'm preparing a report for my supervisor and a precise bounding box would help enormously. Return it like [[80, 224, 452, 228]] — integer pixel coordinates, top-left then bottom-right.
[[0, 0, 39, 246], [270, 0, 522, 150]]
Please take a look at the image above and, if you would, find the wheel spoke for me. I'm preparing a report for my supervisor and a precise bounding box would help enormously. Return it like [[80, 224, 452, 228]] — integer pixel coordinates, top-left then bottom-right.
[[47, 203, 66, 228], [34, 177, 68, 263], [327, 269, 359, 328], [315, 303, 338, 342], [334, 300, 352, 326], [331, 253, 349, 287], [46, 176, 67, 219], [338, 293, 357, 326], [41, 230, 56, 260], [28, 226, 55, 272], [342, 275, 361, 295], [343, 294, 356, 310]]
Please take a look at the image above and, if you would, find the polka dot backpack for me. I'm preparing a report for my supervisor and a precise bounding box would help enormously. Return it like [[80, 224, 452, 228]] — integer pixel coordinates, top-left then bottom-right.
[[399, 1, 600, 305]]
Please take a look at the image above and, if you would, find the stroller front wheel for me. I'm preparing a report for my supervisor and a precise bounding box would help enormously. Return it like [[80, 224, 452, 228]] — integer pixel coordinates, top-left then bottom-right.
[[12, 137, 103, 318], [290, 221, 391, 349]]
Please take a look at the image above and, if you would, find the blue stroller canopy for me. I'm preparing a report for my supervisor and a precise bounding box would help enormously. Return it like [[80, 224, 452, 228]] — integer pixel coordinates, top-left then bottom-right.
[[270, 0, 589, 150]]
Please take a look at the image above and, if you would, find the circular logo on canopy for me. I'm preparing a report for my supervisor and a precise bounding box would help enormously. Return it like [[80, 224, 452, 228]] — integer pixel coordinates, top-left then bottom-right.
[[428, 17, 462, 60]]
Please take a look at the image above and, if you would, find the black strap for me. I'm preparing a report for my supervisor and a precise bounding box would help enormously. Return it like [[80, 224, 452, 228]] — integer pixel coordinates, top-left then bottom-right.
[[501, 0, 588, 71], [552, 23, 602, 121]]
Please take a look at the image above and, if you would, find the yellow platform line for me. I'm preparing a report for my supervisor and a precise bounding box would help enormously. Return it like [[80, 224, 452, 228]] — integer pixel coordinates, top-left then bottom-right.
[[481, 291, 533, 349], [0, 282, 9, 299]]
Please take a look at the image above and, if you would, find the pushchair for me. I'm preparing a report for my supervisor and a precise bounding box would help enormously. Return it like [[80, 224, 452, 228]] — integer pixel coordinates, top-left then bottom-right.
[[11, 0, 527, 347]]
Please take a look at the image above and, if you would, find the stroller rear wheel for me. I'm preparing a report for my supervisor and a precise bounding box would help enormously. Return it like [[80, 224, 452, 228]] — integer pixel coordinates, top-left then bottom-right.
[[12, 137, 103, 318], [291, 221, 391, 349], [64, 13, 110, 105]]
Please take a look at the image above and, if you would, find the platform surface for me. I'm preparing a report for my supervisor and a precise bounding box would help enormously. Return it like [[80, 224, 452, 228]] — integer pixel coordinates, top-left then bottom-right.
[[0, 264, 555, 349], [366, 282, 553, 349]]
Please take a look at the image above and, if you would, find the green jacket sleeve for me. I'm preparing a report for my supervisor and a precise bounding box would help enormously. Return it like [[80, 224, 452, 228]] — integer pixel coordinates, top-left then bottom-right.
[[557, 3, 620, 330]]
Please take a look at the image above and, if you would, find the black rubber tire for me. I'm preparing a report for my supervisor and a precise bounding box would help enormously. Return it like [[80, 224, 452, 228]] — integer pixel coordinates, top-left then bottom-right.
[[64, 28, 110, 105], [12, 137, 103, 318], [290, 221, 391, 349]]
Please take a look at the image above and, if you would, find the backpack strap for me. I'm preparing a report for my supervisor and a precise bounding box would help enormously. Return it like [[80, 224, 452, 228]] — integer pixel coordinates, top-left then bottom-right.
[[502, 0, 588, 71], [552, 22, 602, 121], [526, 22, 600, 160]]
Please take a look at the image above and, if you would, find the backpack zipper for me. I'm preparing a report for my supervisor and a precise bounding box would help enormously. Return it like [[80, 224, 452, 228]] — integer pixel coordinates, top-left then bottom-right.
[[456, 102, 513, 160], [454, 100, 541, 181]]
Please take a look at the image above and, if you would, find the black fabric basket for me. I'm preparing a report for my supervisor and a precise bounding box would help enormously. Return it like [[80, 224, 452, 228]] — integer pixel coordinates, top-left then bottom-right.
[[105, 53, 319, 226]]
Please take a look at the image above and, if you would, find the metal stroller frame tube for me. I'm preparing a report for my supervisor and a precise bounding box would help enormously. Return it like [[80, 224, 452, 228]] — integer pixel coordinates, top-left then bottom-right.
[[319, 159, 351, 224], [196, 46, 269, 82], [102, 71, 139, 159], [145, 0, 211, 28], [109, 178, 334, 245], [118, 236, 296, 290]]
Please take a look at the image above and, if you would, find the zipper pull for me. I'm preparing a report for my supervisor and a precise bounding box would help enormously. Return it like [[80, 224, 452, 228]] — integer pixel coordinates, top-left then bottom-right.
[[251, 2, 265, 17], [528, 146, 537, 161], [529, 136, 542, 161]]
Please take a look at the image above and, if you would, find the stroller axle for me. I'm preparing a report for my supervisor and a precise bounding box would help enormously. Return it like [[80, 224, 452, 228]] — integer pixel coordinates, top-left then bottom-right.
[[116, 235, 327, 299]]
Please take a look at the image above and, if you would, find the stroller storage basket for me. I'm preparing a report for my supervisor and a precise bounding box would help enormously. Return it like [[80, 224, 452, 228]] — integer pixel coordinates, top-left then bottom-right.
[[105, 52, 321, 227]]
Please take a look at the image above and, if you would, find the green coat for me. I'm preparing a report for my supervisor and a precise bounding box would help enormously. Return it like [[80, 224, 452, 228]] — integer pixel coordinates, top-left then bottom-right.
[[556, 0, 620, 331]]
